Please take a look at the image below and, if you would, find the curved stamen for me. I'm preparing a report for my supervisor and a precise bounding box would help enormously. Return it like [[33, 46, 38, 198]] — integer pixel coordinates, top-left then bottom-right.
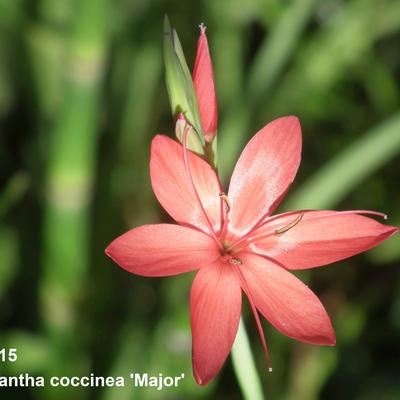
[[261, 209, 388, 231], [250, 209, 311, 232], [228, 209, 389, 252], [227, 214, 304, 252], [297, 209, 387, 220], [219, 194, 225, 234], [236, 203, 287, 242], [219, 192, 231, 213], [226, 210, 306, 251], [182, 123, 223, 250], [274, 212, 305, 236], [230, 212, 304, 252], [218, 192, 230, 238], [234, 265, 272, 373]]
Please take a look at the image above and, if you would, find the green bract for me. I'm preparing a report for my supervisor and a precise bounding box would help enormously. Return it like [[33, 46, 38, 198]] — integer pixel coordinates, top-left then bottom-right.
[[175, 116, 204, 155], [163, 16, 204, 144]]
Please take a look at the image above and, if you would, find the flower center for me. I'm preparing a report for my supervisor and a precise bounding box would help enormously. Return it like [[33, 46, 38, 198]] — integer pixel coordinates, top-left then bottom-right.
[[220, 241, 243, 265]]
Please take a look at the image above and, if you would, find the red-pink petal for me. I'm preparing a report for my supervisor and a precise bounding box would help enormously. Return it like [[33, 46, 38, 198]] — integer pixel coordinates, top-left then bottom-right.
[[150, 135, 221, 234], [193, 25, 218, 140], [227, 116, 302, 237], [250, 211, 399, 269], [105, 224, 218, 276], [191, 260, 242, 385], [239, 253, 335, 345]]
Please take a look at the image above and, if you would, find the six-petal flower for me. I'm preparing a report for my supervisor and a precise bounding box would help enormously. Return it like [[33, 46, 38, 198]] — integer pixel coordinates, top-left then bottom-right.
[[106, 116, 398, 385]]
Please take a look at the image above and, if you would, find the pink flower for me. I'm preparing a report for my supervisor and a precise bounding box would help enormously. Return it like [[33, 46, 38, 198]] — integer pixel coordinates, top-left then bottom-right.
[[193, 24, 218, 142], [105, 116, 398, 385]]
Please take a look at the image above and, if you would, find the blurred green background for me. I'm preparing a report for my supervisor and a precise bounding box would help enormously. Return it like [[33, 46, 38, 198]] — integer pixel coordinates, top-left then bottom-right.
[[1, 0, 400, 399]]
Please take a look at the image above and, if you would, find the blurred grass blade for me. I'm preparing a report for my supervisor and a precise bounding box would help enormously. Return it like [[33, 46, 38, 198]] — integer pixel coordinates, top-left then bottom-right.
[[214, 25, 246, 182], [40, 0, 109, 392], [26, 24, 66, 118], [118, 42, 162, 163], [164, 16, 203, 140], [219, 0, 316, 181], [231, 317, 264, 400], [248, 0, 317, 101], [285, 112, 400, 210], [265, 0, 386, 119]]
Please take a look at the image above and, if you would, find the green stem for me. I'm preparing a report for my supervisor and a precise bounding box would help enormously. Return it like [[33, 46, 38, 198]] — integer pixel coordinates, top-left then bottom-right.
[[231, 317, 265, 400]]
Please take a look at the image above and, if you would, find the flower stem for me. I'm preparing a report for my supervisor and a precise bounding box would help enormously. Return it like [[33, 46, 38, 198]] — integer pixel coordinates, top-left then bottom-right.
[[231, 317, 265, 400]]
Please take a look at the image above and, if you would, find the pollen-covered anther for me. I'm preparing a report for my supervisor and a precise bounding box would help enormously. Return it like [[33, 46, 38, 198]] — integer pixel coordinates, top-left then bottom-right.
[[229, 257, 242, 266], [219, 192, 231, 213], [275, 212, 305, 236]]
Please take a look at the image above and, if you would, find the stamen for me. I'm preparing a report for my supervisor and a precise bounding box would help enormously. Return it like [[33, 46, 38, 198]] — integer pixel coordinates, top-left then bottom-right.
[[219, 211, 229, 240], [226, 210, 306, 251], [234, 266, 272, 373], [219, 195, 225, 234], [315, 209, 388, 220], [258, 210, 310, 230], [228, 209, 389, 252], [182, 123, 223, 250], [218, 192, 230, 238], [229, 257, 242, 266], [274, 212, 304, 236], [219, 192, 231, 213]]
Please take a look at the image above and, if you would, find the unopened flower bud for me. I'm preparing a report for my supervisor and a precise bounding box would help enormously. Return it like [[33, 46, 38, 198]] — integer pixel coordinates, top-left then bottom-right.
[[193, 24, 218, 142]]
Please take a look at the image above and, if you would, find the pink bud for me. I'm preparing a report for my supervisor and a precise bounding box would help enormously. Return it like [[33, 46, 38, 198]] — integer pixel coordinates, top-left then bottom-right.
[[193, 24, 218, 142]]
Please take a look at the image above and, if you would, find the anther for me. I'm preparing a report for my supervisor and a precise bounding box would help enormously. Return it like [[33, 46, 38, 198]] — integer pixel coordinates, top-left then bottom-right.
[[219, 192, 231, 213], [229, 257, 242, 266], [275, 212, 305, 236]]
